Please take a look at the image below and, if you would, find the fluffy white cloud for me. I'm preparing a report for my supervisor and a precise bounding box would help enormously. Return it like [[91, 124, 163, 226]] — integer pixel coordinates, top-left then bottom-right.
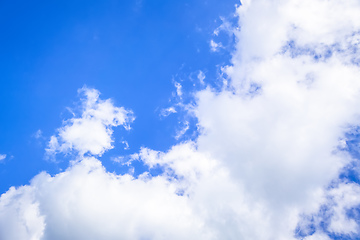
[[327, 183, 360, 234], [0, 154, 6, 161], [192, 0, 360, 238], [0, 157, 212, 240], [46, 87, 134, 158], [303, 233, 331, 240], [0, 185, 45, 240], [2, 0, 360, 240]]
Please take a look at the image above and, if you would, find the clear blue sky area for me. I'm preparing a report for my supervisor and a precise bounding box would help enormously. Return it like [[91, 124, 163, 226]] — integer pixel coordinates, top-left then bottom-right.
[[0, 0, 238, 193]]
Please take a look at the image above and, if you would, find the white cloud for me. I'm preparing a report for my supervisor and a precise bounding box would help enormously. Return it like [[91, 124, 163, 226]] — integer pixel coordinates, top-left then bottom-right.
[[327, 183, 360, 235], [197, 70, 206, 85], [210, 39, 223, 52], [160, 107, 177, 117], [193, 0, 360, 238], [2, 0, 360, 240], [121, 140, 130, 150], [46, 86, 134, 158], [0, 154, 6, 161], [174, 81, 183, 98], [303, 233, 332, 240], [0, 156, 211, 240], [213, 16, 234, 37], [175, 121, 189, 140], [0, 185, 45, 240]]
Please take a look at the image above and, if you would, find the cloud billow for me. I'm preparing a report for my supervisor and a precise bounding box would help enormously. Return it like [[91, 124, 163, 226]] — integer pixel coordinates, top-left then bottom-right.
[[2, 0, 360, 239], [46, 87, 134, 158]]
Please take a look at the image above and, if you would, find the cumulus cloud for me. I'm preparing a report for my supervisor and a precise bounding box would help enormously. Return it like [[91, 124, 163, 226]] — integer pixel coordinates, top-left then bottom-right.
[[0, 154, 6, 161], [2, 1, 360, 240], [46, 87, 134, 158], [193, 0, 360, 238], [0, 155, 215, 240]]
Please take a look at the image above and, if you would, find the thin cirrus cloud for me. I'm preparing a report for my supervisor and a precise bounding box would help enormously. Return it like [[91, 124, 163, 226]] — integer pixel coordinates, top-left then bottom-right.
[[1, 1, 360, 240]]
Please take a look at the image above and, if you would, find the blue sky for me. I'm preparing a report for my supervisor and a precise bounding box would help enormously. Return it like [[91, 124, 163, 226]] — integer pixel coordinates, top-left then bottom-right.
[[0, 0, 236, 192], [2, 0, 360, 239]]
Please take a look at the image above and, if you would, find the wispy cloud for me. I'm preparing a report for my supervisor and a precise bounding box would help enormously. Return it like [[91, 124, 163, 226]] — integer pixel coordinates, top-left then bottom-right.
[[174, 81, 183, 98], [0, 154, 6, 162], [121, 140, 130, 150], [160, 107, 177, 117], [197, 70, 206, 85], [209, 39, 223, 52], [175, 120, 189, 140], [34, 130, 43, 139]]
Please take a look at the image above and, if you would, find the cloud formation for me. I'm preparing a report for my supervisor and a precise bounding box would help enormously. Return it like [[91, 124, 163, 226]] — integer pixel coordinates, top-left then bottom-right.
[[2, 0, 360, 240], [46, 87, 134, 158]]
